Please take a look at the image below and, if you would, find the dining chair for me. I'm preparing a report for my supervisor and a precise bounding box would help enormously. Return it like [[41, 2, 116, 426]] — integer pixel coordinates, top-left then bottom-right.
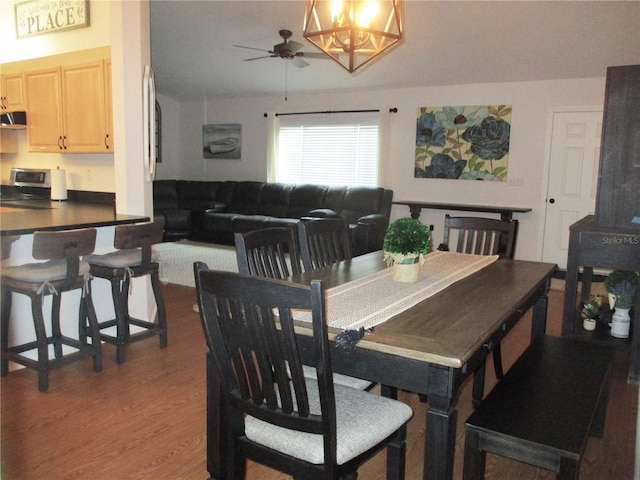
[[193, 263, 413, 480], [234, 227, 301, 279], [441, 214, 518, 259], [440, 214, 518, 405], [298, 218, 352, 272], [83, 221, 167, 364], [234, 228, 371, 390]]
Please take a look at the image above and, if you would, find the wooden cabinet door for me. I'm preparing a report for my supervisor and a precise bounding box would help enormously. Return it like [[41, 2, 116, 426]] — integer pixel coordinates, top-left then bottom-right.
[[1, 73, 26, 111], [104, 60, 113, 151], [61, 61, 108, 153], [25, 67, 64, 152]]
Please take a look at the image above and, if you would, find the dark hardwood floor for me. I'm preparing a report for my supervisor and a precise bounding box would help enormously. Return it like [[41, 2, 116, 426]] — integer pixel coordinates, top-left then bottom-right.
[[1, 283, 637, 479]]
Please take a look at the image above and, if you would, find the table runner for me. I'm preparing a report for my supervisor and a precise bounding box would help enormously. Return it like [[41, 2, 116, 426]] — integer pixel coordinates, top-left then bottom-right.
[[295, 251, 498, 330]]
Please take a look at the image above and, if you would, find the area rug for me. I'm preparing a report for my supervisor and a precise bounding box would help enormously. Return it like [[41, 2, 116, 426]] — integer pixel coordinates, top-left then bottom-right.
[[155, 240, 238, 287]]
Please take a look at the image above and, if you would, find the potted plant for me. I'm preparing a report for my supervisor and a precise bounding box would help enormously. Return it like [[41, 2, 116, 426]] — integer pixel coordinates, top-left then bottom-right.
[[605, 270, 638, 338], [604, 270, 639, 309], [383, 217, 431, 283], [580, 295, 602, 331]]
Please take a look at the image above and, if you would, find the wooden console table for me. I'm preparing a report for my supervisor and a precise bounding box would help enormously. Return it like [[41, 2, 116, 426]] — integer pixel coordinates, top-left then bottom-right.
[[393, 201, 531, 222], [562, 215, 640, 383]]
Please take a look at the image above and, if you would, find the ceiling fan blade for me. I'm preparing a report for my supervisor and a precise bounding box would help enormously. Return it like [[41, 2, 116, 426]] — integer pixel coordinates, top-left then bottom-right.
[[233, 45, 270, 53], [299, 52, 331, 59], [291, 57, 310, 68], [244, 55, 276, 61], [287, 40, 303, 53]]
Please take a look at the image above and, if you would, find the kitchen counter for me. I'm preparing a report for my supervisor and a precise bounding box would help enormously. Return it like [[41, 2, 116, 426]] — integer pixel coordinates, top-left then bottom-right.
[[0, 198, 148, 236]]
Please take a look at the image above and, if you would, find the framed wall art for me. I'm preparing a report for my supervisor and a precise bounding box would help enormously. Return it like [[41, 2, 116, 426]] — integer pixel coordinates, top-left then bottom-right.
[[203, 123, 241, 160], [415, 105, 511, 181]]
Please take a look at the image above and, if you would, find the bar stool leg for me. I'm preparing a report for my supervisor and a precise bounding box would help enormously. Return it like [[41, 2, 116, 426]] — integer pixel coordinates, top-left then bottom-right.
[[83, 284, 102, 372], [111, 275, 129, 364], [30, 292, 51, 393], [1, 288, 12, 376], [151, 268, 168, 349], [52, 292, 63, 359]]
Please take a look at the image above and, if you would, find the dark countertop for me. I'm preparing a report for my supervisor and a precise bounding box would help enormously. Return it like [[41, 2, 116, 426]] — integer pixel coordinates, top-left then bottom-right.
[[0, 198, 148, 236]]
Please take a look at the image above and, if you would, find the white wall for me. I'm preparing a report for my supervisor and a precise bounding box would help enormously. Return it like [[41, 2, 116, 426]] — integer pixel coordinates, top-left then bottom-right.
[[156, 76, 606, 263]]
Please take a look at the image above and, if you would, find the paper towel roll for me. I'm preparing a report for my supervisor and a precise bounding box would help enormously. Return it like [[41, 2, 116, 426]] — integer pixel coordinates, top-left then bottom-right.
[[51, 167, 67, 201]]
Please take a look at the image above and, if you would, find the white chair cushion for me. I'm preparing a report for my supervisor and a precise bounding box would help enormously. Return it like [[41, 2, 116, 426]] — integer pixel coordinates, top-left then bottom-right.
[[1, 259, 90, 283], [84, 248, 159, 268], [245, 380, 412, 465], [302, 365, 372, 390]]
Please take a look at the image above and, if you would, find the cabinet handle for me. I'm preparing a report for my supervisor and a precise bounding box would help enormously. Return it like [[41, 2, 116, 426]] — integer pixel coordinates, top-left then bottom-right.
[[63, 136, 67, 150], [104, 134, 109, 149], [58, 136, 64, 150]]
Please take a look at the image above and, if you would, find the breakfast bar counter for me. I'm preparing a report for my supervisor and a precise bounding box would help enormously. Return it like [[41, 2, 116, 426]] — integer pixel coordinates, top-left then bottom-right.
[[0, 198, 147, 236]]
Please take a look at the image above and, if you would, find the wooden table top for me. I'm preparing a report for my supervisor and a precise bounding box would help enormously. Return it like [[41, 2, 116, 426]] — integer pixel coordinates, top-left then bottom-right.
[[292, 251, 557, 368]]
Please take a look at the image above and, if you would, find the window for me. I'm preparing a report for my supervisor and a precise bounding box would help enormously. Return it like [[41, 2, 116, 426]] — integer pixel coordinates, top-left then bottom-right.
[[274, 115, 380, 186]]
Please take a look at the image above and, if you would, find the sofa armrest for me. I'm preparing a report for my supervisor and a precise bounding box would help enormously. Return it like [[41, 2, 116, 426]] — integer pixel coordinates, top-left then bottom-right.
[[354, 213, 390, 255], [307, 208, 340, 218]]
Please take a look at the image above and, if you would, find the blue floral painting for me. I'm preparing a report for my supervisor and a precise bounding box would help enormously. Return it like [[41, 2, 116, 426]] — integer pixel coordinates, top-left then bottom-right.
[[415, 105, 511, 181]]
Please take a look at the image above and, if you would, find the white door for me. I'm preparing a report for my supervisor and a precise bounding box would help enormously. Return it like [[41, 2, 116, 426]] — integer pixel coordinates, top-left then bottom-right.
[[542, 110, 603, 270]]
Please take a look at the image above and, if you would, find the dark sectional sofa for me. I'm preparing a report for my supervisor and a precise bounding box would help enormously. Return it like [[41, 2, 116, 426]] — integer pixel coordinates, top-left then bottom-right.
[[153, 180, 393, 255]]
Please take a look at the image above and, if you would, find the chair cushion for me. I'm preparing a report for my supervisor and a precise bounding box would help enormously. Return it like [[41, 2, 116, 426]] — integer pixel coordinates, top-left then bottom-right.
[[245, 380, 412, 465], [302, 365, 372, 390], [84, 248, 159, 269], [2, 259, 90, 283]]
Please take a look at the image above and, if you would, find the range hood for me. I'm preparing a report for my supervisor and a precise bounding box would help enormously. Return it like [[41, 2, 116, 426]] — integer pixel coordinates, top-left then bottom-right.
[[0, 111, 27, 128]]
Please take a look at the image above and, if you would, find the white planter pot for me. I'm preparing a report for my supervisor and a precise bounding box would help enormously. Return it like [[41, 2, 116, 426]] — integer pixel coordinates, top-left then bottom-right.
[[391, 254, 421, 283], [610, 307, 631, 338], [583, 318, 597, 331]]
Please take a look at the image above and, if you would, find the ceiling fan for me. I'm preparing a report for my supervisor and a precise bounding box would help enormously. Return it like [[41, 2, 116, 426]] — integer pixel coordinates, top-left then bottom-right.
[[234, 29, 326, 68]]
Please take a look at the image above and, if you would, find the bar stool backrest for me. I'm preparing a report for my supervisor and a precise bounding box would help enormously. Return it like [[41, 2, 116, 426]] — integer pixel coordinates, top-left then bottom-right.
[[114, 221, 164, 250], [113, 221, 164, 269], [32, 228, 97, 260]]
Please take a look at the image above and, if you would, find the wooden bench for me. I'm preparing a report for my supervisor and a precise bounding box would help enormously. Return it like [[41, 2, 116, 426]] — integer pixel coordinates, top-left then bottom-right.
[[463, 336, 612, 480]]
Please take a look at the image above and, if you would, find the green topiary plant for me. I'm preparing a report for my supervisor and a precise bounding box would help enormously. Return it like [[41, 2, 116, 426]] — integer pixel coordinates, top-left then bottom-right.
[[383, 218, 431, 258], [605, 270, 639, 309]]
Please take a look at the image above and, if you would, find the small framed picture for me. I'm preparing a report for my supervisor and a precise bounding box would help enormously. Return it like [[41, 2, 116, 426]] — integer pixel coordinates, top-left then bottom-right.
[[203, 124, 241, 160]]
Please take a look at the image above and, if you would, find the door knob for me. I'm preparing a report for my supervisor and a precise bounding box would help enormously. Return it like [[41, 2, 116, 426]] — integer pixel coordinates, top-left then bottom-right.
[[548, 198, 555, 204]]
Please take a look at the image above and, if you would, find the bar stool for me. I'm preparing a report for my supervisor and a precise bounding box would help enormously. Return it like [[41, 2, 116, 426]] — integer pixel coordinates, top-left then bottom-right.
[[1, 228, 102, 392], [83, 221, 167, 363]]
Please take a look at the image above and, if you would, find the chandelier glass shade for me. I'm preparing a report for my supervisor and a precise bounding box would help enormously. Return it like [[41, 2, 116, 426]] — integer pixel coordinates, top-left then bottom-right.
[[303, 0, 404, 73]]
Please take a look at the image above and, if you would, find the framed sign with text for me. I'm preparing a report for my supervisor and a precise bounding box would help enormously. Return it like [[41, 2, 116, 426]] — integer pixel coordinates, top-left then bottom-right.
[[15, 0, 89, 39]]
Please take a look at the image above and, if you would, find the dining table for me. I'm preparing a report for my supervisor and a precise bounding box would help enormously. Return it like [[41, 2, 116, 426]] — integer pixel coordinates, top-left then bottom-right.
[[204, 250, 557, 480]]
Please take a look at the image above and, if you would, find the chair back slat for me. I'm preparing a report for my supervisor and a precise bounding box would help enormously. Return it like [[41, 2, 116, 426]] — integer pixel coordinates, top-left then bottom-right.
[[443, 215, 518, 259], [32, 228, 97, 259], [298, 219, 352, 271], [194, 263, 331, 436], [235, 228, 301, 279]]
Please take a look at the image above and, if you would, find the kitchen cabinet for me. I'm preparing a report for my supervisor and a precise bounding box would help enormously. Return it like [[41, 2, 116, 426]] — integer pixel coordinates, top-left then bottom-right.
[[25, 60, 112, 153], [0, 72, 26, 111]]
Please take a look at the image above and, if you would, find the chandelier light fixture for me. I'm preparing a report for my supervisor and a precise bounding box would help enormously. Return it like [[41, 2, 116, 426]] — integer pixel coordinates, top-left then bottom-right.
[[303, 0, 404, 73]]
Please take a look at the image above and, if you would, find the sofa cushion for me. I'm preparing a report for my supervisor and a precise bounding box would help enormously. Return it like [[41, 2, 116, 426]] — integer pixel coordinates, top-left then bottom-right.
[[257, 183, 292, 217], [286, 184, 327, 218], [153, 180, 178, 211], [323, 186, 347, 213], [177, 180, 222, 211], [204, 212, 239, 233], [232, 215, 271, 233], [340, 187, 384, 225], [228, 181, 265, 214]]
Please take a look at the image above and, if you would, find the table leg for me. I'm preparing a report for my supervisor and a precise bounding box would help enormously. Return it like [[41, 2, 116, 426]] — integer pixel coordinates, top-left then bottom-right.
[[207, 352, 229, 480], [424, 394, 457, 480], [531, 278, 550, 342]]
